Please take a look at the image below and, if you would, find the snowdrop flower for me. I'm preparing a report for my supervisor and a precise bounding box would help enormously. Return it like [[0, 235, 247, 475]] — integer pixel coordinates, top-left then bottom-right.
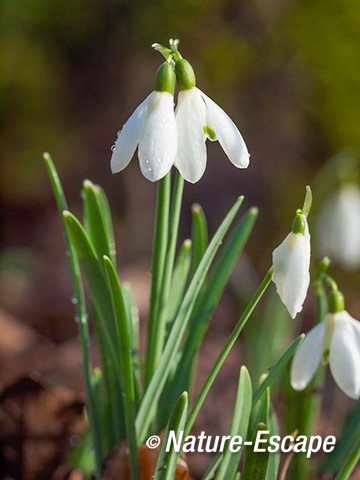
[[291, 290, 360, 399], [316, 183, 360, 271], [174, 59, 250, 183], [272, 210, 311, 319], [111, 62, 178, 182]]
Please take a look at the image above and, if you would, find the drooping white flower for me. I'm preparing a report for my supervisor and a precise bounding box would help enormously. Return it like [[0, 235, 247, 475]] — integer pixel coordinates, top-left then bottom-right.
[[111, 63, 178, 182], [316, 183, 360, 271], [174, 59, 250, 183], [272, 212, 311, 319], [291, 309, 360, 400]]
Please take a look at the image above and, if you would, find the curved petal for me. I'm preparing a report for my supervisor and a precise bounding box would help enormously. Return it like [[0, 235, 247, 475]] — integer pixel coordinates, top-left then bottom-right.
[[272, 222, 311, 318], [329, 315, 360, 399], [111, 94, 150, 173], [198, 88, 250, 168], [290, 321, 326, 390], [138, 91, 178, 182], [175, 89, 207, 183]]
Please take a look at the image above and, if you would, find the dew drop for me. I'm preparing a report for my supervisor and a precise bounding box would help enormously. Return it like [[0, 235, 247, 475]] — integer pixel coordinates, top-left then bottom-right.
[[71, 296, 78, 305], [69, 434, 80, 447], [111, 145, 116, 152], [117, 130, 122, 136], [74, 315, 80, 324]]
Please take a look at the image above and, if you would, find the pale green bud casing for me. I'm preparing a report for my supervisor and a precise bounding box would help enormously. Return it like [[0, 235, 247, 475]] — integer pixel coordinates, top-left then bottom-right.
[[175, 59, 196, 91], [328, 289, 345, 313], [292, 210, 306, 234], [155, 62, 176, 94]]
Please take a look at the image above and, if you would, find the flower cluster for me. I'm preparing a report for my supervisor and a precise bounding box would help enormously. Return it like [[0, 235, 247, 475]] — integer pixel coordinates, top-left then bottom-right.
[[271, 191, 360, 400], [111, 42, 249, 183]]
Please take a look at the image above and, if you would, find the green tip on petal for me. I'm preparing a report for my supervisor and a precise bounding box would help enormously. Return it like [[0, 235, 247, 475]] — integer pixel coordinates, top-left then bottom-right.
[[203, 125, 216, 140], [175, 58, 196, 91], [328, 289, 345, 313], [154, 62, 176, 93], [291, 210, 306, 234]]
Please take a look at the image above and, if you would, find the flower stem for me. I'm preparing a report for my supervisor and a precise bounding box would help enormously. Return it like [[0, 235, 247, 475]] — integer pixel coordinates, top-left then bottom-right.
[[184, 267, 274, 437], [152, 172, 184, 373], [145, 173, 171, 386]]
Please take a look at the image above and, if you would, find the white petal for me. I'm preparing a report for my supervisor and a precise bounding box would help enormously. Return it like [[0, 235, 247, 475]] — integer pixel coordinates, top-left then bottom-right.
[[272, 222, 311, 318], [138, 92, 178, 182], [290, 322, 326, 390], [198, 88, 250, 168], [316, 184, 360, 271], [329, 314, 360, 399], [175, 89, 207, 183], [111, 94, 150, 173]]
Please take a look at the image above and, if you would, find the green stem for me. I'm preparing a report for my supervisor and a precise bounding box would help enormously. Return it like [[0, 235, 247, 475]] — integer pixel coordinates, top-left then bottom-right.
[[323, 273, 339, 291], [311, 257, 330, 286], [152, 172, 184, 369], [43, 153, 102, 478], [184, 267, 274, 437], [145, 173, 171, 385]]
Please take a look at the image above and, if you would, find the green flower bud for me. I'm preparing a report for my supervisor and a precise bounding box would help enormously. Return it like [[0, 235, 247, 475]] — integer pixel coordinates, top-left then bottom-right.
[[154, 62, 175, 94], [291, 210, 306, 234], [328, 289, 345, 313], [175, 58, 196, 91]]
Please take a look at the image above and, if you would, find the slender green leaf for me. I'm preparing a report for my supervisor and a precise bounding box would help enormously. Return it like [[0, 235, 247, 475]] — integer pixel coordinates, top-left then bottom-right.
[[252, 334, 305, 406], [202, 450, 226, 480], [215, 366, 252, 480], [136, 196, 244, 443], [190, 203, 208, 277], [334, 436, 360, 480], [249, 374, 270, 437], [167, 239, 192, 323], [63, 210, 124, 442], [321, 402, 360, 473], [169, 206, 257, 406], [82, 179, 113, 263], [154, 392, 188, 480], [265, 407, 280, 480], [43, 153, 102, 477], [103, 256, 139, 480], [63, 211, 117, 343], [184, 267, 274, 439], [122, 283, 142, 406], [93, 183, 116, 264], [242, 423, 270, 480]]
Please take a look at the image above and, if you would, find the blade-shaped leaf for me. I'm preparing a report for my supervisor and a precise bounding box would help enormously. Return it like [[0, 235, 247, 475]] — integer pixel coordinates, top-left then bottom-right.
[[242, 423, 270, 480], [215, 366, 252, 480], [136, 196, 244, 443], [190, 203, 208, 277], [103, 256, 139, 480], [154, 392, 188, 480]]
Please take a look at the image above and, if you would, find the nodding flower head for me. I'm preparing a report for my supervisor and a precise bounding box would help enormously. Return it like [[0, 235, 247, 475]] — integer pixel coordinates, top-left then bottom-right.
[[111, 41, 250, 183], [272, 210, 311, 319], [291, 293, 360, 400], [111, 62, 178, 182]]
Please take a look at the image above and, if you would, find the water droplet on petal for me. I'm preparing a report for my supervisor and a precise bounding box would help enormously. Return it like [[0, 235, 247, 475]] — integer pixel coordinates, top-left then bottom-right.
[[117, 130, 122, 136], [111, 145, 116, 152]]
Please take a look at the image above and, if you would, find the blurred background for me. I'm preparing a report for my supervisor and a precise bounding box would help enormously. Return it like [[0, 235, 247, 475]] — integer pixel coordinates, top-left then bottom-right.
[[1, 0, 360, 478]]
